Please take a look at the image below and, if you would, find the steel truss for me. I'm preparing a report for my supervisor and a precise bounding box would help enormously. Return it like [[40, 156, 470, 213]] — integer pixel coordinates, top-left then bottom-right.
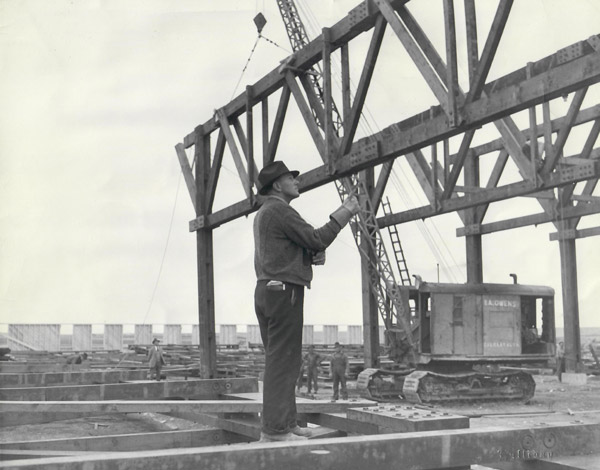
[[176, 0, 600, 376]]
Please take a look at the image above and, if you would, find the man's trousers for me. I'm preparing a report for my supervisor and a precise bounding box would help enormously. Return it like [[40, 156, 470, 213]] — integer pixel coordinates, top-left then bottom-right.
[[255, 280, 304, 434]]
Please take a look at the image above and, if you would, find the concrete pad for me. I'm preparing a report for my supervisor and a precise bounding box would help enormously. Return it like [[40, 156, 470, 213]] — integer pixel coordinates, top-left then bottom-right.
[[561, 372, 588, 385]]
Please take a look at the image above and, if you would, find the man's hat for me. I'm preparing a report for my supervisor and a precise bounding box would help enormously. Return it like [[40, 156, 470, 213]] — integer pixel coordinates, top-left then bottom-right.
[[257, 161, 299, 195], [152, 338, 160, 344]]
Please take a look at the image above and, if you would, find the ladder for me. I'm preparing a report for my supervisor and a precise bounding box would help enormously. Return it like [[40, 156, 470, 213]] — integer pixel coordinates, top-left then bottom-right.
[[275, 0, 416, 359], [382, 197, 411, 286]]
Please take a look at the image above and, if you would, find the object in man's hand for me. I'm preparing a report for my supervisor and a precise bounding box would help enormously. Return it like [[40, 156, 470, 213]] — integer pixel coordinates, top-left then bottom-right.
[[312, 251, 326, 265]]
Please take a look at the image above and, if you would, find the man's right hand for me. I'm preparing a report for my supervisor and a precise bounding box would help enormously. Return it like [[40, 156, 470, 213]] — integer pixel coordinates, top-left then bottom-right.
[[343, 196, 360, 215]]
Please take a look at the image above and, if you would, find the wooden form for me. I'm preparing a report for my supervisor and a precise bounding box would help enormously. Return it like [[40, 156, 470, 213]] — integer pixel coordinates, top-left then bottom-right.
[[0, 429, 247, 452], [0, 362, 598, 469], [1, 422, 598, 469], [0, 398, 374, 414], [0, 369, 150, 388], [175, 0, 600, 376], [0, 378, 257, 401]]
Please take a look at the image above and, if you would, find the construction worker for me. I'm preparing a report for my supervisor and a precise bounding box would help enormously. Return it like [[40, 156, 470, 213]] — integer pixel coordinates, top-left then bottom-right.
[[66, 352, 88, 364], [556, 341, 565, 381], [147, 338, 165, 381], [329, 342, 349, 401], [302, 345, 323, 395], [253, 161, 359, 442]]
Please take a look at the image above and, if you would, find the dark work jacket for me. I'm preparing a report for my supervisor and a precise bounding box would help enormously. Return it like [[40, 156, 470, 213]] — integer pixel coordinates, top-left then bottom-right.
[[253, 197, 342, 287]]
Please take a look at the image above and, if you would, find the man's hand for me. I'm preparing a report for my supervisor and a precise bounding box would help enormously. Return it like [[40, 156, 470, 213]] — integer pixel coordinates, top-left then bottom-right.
[[312, 251, 326, 265], [342, 196, 360, 215]]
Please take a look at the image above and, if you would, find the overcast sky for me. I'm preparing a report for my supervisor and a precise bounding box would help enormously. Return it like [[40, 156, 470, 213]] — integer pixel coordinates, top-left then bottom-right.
[[1, 0, 599, 333]]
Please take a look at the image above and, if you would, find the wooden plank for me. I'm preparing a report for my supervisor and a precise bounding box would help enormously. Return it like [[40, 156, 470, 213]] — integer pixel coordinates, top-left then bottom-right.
[[0, 378, 257, 401], [0, 399, 375, 415], [174, 143, 196, 211], [549, 226, 600, 241], [214, 109, 251, 198], [265, 86, 291, 164], [205, 129, 225, 213], [469, 105, 600, 158], [443, 0, 459, 127], [476, 149, 509, 223], [323, 27, 334, 173], [0, 370, 149, 388], [0, 429, 243, 452], [194, 39, 600, 230], [441, 129, 476, 199], [0, 450, 122, 460], [0, 364, 83, 374], [457, 202, 600, 237], [0, 412, 105, 428], [541, 87, 588, 176], [338, 15, 387, 157], [195, 132, 217, 379], [1, 422, 598, 470], [465, 0, 513, 103], [174, 411, 260, 439], [379, 159, 600, 227]]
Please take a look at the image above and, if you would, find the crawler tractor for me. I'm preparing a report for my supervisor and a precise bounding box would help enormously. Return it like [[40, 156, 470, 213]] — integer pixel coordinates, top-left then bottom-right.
[[357, 281, 556, 403]]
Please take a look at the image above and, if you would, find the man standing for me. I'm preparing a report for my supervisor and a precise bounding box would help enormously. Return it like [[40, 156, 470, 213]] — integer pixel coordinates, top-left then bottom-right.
[[254, 161, 359, 442], [303, 345, 323, 395], [66, 352, 88, 364], [147, 338, 165, 381], [329, 342, 349, 401]]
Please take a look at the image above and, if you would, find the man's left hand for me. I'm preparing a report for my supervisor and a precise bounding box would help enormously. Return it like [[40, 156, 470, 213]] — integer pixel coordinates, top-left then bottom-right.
[[312, 251, 326, 265]]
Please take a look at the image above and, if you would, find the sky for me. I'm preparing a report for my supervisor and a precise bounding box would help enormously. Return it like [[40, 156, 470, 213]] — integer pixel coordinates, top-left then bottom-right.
[[1, 0, 599, 333]]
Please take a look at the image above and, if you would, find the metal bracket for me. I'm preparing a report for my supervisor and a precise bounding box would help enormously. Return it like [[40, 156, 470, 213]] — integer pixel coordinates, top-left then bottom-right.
[[348, 1, 371, 31], [550, 229, 576, 241], [277, 56, 318, 76], [556, 42, 584, 65], [461, 223, 482, 236], [189, 216, 205, 232], [349, 139, 380, 168], [588, 35, 600, 54]]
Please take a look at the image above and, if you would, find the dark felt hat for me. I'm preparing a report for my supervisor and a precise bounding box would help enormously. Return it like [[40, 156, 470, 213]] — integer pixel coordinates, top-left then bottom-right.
[[152, 338, 160, 344], [257, 161, 299, 195]]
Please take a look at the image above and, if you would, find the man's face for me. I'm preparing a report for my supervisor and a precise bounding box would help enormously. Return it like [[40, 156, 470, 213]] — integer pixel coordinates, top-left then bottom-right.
[[274, 173, 299, 200]]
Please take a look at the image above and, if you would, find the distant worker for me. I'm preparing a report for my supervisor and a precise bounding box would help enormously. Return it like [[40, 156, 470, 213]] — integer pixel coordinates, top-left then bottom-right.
[[300, 345, 323, 395], [329, 342, 349, 401], [253, 161, 360, 442], [66, 352, 88, 364], [0, 348, 14, 362], [147, 338, 165, 381], [556, 341, 565, 381]]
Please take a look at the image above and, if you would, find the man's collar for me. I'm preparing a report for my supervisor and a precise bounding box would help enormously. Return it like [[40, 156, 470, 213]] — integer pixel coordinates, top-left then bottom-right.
[[267, 195, 289, 205]]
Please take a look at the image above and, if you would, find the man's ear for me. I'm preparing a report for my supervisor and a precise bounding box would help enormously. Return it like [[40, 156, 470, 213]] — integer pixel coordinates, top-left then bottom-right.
[[271, 180, 281, 192]]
